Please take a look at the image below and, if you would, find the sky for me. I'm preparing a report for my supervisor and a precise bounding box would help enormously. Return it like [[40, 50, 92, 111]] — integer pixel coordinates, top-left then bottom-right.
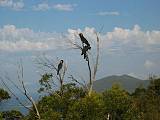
[[0, 0, 160, 91]]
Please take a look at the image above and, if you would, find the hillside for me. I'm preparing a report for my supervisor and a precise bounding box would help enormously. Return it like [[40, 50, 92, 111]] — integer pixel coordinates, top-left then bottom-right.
[[93, 75, 150, 92]]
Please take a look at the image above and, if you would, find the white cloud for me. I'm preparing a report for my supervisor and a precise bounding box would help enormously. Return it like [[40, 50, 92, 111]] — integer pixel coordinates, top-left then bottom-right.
[[53, 4, 76, 11], [104, 25, 160, 53], [66, 25, 160, 54], [0, 0, 13, 7], [96, 11, 120, 16], [33, 3, 50, 11], [128, 73, 138, 78], [0, 25, 65, 51], [144, 60, 155, 69], [0, 0, 24, 10], [0, 24, 160, 53], [32, 3, 77, 12]]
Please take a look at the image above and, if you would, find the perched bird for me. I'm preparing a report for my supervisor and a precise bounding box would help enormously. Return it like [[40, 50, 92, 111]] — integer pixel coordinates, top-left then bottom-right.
[[57, 60, 63, 75], [79, 33, 91, 49], [81, 45, 90, 59]]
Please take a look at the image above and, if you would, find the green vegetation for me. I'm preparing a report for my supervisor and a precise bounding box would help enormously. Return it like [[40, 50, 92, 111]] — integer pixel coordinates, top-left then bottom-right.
[[103, 83, 131, 119], [0, 89, 25, 120], [1, 76, 160, 119], [0, 110, 23, 120], [0, 88, 10, 102], [20, 76, 160, 120]]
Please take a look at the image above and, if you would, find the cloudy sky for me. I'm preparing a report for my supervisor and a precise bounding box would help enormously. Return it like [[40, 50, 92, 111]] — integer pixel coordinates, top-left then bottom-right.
[[0, 0, 160, 90]]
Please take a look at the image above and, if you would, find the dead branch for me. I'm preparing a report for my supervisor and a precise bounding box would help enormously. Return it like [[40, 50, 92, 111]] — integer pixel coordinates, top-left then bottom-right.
[[1, 61, 41, 119], [67, 38, 83, 50], [93, 31, 100, 81], [1, 79, 32, 111], [68, 75, 88, 90], [35, 55, 67, 96], [67, 30, 100, 96], [87, 58, 92, 95], [17, 60, 41, 119]]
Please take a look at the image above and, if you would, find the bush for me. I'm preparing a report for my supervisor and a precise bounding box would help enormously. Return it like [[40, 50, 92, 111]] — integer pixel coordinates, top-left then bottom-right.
[[66, 92, 105, 120]]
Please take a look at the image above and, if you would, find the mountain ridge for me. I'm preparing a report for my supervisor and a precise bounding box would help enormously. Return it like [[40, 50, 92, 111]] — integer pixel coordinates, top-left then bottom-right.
[[93, 74, 149, 92]]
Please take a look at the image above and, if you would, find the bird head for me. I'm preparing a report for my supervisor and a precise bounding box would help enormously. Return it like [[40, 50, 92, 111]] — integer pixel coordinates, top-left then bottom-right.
[[79, 33, 83, 37], [60, 60, 64, 63]]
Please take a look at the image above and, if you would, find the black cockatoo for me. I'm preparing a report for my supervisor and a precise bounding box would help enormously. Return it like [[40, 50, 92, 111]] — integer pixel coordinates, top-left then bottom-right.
[[81, 45, 90, 59], [57, 60, 63, 75], [79, 33, 91, 49]]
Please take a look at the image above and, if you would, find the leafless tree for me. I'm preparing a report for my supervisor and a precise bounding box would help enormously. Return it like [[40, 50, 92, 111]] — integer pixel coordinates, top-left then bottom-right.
[[67, 31, 100, 96], [0, 61, 41, 119]]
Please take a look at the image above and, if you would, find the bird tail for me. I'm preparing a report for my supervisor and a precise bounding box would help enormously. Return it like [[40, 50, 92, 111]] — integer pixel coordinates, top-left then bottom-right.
[[57, 70, 59, 75]]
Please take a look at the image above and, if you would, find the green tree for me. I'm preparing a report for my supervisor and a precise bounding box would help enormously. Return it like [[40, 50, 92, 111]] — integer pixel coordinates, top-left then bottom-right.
[[126, 77, 160, 120], [144, 77, 160, 120], [103, 83, 131, 120], [0, 110, 23, 120], [147, 76, 160, 96], [66, 92, 105, 120], [38, 73, 53, 94], [25, 83, 86, 120], [0, 112, 3, 120], [124, 86, 147, 120], [0, 88, 10, 102]]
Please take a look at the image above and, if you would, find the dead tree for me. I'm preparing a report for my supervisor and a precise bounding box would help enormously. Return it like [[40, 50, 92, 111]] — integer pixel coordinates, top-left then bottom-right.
[[0, 61, 41, 119], [68, 31, 100, 96]]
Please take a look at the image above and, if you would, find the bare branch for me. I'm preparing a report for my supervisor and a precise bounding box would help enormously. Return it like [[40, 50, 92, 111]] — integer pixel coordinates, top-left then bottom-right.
[[87, 59, 92, 96], [35, 55, 67, 96], [19, 62, 41, 119], [1, 79, 32, 111], [68, 75, 87, 90], [93, 31, 100, 81], [3, 60, 41, 119], [67, 38, 83, 50]]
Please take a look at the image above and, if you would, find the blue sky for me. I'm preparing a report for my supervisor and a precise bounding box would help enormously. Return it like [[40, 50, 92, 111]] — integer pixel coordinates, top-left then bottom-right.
[[0, 0, 160, 90], [1, 0, 160, 31]]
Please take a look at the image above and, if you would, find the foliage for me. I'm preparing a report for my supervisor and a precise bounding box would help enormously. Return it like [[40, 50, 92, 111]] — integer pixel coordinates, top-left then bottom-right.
[[38, 73, 53, 94], [25, 83, 86, 120], [0, 110, 23, 120], [144, 77, 160, 120], [124, 86, 147, 120], [66, 92, 105, 120], [147, 77, 160, 96], [0, 88, 10, 102], [2, 74, 160, 120], [0, 112, 2, 120], [124, 77, 160, 120], [22, 77, 160, 120], [103, 83, 131, 120]]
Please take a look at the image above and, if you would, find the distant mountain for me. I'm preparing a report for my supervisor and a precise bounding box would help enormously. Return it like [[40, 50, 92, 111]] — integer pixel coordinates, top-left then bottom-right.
[[93, 75, 150, 93]]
